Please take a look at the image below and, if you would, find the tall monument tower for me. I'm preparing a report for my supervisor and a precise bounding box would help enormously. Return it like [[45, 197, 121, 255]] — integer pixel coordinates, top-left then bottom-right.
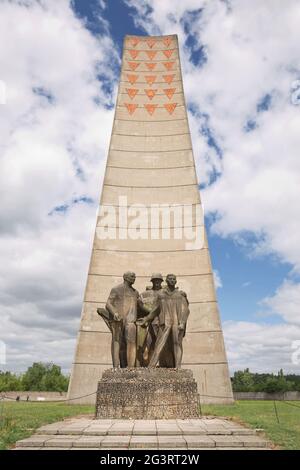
[[67, 35, 233, 404]]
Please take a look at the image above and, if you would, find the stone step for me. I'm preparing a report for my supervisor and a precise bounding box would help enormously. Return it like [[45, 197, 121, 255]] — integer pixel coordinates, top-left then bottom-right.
[[16, 447, 270, 451], [35, 418, 258, 437], [15, 433, 268, 449], [14, 418, 269, 450]]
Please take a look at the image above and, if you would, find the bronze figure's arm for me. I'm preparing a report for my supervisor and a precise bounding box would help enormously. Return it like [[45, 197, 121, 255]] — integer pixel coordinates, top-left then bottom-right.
[[106, 290, 121, 321], [136, 301, 160, 326]]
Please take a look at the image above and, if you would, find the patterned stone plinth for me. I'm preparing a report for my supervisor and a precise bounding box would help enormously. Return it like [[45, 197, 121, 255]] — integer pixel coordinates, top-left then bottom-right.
[[95, 368, 200, 419]]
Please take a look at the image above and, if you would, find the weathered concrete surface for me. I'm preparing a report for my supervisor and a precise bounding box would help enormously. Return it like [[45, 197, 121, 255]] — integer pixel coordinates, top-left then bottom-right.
[[1, 391, 66, 401], [234, 391, 300, 400], [67, 34, 233, 404], [95, 368, 199, 419], [14, 417, 270, 450]]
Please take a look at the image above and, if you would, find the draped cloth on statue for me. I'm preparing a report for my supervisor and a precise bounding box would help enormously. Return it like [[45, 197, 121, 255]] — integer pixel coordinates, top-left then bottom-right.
[[149, 288, 190, 368]]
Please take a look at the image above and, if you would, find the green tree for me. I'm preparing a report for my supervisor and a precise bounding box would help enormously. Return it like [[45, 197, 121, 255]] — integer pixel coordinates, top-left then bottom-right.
[[0, 371, 22, 391], [21, 362, 69, 392], [264, 377, 288, 393], [232, 369, 255, 392], [40, 364, 69, 392]]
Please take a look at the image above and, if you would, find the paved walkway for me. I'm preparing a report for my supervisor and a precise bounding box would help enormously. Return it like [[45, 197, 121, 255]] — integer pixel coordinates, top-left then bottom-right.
[[15, 417, 270, 450]]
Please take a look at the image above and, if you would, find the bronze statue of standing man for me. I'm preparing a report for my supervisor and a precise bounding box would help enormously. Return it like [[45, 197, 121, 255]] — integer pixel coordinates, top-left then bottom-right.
[[98, 271, 146, 368], [137, 274, 190, 368], [137, 273, 164, 366]]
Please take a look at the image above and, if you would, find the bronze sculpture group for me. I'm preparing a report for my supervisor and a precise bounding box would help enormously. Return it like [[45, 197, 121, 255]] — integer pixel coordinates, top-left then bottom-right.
[[97, 272, 190, 369]]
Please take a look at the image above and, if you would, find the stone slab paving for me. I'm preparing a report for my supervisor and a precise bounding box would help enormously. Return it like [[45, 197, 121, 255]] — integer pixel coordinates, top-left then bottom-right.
[[14, 417, 270, 450]]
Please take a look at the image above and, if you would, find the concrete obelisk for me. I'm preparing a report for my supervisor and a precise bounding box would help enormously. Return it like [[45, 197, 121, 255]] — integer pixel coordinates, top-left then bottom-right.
[[67, 34, 233, 404]]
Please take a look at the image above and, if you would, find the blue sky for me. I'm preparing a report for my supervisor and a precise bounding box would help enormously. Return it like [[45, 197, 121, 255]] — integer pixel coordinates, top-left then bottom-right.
[[1, 0, 300, 374]]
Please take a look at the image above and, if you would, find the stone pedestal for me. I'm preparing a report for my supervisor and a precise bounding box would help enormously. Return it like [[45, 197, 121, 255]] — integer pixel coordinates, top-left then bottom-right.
[[95, 368, 200, 419]]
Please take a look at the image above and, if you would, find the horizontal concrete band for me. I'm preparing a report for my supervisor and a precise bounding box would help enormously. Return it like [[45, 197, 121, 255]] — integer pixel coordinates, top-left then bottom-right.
[[107, 165, 194, 170], [108, 147, 192, 153], [120, 80, 182, 86], [123, 56, 179, 61], [101, 188, 201, 205], [117, 104, 185, 109], [122, 57, 179, 62], [122, 66, 180, 71], [87, 271, 213, 277], [112, 131, 188, 137], [79, 329, 223, 335], [119, 94, 182, 100], [72, 362, 229, 366], [85, 275, 216, 304], [104, 183, 196, 189], [99, 202, 201, 208], [104, 166, 196, 187], [106, 162, 193, 171], [122, 69, 180, 75], [114, 117, 187, 122], [84, 299, 217, 305], [112, 120, 188, 136], [82, 282, 219, 305], [81, 301, 221, 333], [97, 222, 207, 230], [67, 363, 233, 404], [93, 239, 207, 253], [110, 134, 191, 152], [123, 47, 178, 51]]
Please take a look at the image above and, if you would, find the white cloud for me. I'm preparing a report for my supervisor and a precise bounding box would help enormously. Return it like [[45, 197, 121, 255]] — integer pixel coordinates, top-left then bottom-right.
[[0, 0, 118, 372], [224, 321, 300, 373], [262, 280, 300, 326], [213, 269, 222, 289]]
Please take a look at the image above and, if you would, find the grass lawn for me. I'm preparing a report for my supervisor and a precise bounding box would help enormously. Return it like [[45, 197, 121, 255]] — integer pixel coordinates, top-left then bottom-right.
[[0, 401, 94, 450], [202, 400, 300, 450], [1, 400, 300, 450]]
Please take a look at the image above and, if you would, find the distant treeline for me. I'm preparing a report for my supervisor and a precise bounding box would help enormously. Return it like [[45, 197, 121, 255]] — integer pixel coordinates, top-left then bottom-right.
[[232, 369, 300, 392], [2, 364, 300, 393], [0, 362, 69, 392]]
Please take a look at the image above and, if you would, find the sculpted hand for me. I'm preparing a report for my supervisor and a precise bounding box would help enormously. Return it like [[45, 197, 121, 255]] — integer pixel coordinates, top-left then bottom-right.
[[178, 322, 185, 331], [113, 313, 121, 322], [136, 317, 149, 327]]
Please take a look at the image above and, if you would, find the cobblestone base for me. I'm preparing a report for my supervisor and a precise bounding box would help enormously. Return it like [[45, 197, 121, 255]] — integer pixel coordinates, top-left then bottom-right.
[[95, 368, 199, 419]]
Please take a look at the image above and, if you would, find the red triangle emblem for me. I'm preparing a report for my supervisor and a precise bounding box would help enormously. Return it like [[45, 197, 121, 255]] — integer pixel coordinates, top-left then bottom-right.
[[130, 37, 140, 47], [163, 61, 175, 71], [163, 88, 176, 100], [163, 50, 174, 59], [146, 63, 157, 71], [127, 74, 138, 84], [164, 103, 177, 114], [126, 88, 138, 100], [147, 38, 156, 48], [125, 103, 138, 115], [146, 51, 157, 60], [163, 74, 175, 85], [145, 89, 157, 100], [129, 50, 139, 59], [145, 75, 156, 85], [128, 61, 140, 71], [144, 104, 157, 115], [163, 37, 173, 47]]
